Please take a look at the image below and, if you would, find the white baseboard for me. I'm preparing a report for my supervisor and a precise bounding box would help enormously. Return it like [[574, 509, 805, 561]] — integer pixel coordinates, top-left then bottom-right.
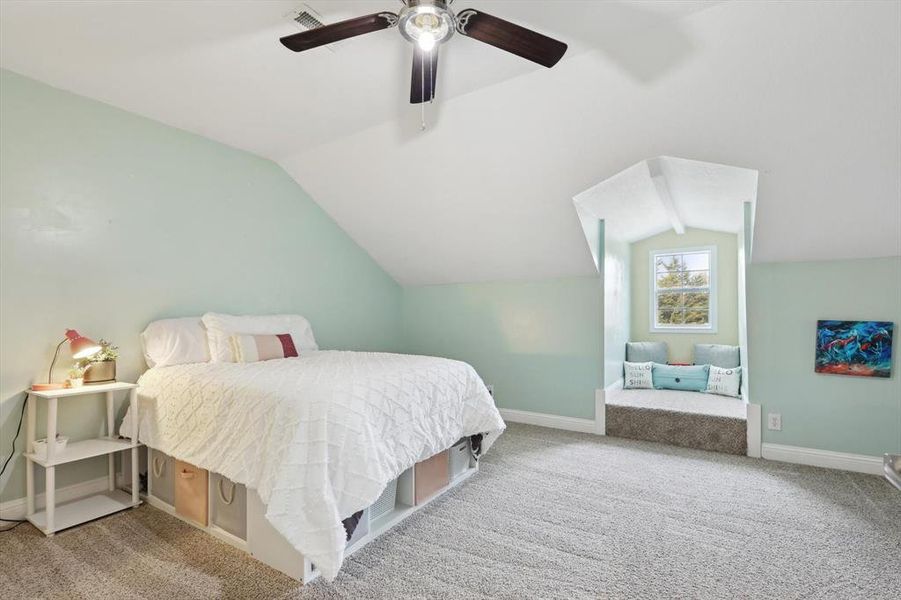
[[0, 476, 111, 521], [746, 403, 762, 458], [594, 388, 606, 435], [761, 443, 883, 475], [499, 408, 596, 434]]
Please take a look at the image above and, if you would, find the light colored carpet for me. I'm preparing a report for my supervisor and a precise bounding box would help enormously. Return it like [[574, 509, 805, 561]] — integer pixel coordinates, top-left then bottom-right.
[[607, 387, 747, 419], [2, 424, 898, 599]]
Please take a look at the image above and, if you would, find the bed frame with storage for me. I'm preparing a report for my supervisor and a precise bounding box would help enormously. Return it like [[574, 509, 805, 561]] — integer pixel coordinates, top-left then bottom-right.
[[124, 440, 478, 584]]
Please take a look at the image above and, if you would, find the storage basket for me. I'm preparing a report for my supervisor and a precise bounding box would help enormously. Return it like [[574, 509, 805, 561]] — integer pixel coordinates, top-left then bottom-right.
[[210, 473, 247, 540], [415, 450, 449, 504], [150, 450, 176, 505], [370, 479, 398, 519], [449, 439, 471, 480], [174, 460, 208, 526]]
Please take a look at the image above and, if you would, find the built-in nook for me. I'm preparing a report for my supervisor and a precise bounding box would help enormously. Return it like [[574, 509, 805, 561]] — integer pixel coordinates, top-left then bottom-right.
[[574, 156, 761, 456]]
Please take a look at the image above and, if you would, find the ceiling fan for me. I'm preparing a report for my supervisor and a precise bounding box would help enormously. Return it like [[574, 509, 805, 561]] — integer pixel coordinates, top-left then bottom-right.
[[279, 0, 568, 104]]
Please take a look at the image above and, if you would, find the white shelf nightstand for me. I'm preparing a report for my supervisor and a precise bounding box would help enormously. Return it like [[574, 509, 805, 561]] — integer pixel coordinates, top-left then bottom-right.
[[24, 381, 141, 535]]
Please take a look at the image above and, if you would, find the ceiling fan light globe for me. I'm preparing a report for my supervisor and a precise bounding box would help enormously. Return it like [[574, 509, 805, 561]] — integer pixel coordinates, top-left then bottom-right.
[[399, 0, 454, 48], [413, 13, 440, 31], [417, 32, 437, 52]]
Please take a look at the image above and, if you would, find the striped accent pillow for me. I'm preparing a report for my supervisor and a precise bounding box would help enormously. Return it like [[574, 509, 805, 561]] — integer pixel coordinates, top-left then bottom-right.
[[230, 333, 298, 363]]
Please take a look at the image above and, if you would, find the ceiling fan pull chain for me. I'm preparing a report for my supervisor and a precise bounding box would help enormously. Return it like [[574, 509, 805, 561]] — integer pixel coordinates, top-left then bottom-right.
[[429, 48, 435, 105], [421, 52, 427, 130]]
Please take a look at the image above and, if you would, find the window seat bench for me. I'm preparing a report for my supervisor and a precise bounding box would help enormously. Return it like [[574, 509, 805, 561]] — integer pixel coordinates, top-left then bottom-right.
[[605, 385, 747, 456]]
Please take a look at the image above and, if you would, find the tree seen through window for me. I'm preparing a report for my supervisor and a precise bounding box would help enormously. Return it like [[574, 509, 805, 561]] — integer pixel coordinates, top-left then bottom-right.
[[654, 250, 712, 327]]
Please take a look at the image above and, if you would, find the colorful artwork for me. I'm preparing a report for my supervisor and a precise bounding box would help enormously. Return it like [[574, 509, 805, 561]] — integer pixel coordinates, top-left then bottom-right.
[[815, 320, 894, 378]]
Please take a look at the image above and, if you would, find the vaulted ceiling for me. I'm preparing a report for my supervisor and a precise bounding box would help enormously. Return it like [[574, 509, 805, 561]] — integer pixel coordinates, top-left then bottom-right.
[[1, 1, 898, 285], [574, 156, 758, 267]]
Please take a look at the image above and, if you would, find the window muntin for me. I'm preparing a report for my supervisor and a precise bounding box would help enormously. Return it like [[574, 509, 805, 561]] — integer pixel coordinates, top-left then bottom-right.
[[651, 247, 716, 332]]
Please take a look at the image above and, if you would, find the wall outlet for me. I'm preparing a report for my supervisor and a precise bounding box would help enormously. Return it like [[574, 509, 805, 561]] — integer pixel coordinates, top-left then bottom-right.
[[767, 412, 782, 431], [485, 384, 494, 397]]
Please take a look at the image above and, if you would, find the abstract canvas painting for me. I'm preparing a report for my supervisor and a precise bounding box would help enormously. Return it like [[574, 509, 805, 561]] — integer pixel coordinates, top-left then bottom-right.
[[815, 320, 894, 378]]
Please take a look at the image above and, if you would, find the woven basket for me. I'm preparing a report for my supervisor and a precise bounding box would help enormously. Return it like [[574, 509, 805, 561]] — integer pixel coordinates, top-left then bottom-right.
[[370, 479, 398, 519]]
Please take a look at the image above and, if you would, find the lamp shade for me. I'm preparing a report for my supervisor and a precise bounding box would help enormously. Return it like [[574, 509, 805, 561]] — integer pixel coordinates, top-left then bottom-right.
[[66, 329, 102, 359], [31, 329, 104, 391]]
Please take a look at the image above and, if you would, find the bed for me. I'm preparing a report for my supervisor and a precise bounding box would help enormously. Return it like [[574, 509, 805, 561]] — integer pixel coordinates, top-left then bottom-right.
[[122, 348, 505, 581]]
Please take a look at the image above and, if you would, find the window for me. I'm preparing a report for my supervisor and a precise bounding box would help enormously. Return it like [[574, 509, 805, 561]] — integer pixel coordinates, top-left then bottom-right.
[[650, 246, 717, 332]]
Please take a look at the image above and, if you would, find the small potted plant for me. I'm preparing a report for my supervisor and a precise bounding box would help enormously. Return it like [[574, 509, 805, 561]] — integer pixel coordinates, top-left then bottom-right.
[[67, 365, 86, 388], [82, 339, 119, 384]]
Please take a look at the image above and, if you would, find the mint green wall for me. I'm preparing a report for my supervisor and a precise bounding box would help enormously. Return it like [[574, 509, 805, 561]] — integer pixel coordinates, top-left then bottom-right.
[[602, 225, 631, 388], [737, 203, 753, 398], [3, 69, 894, 515], [749, 257, 901, 456], [402, 277, 602, 420], [631, 228, 739, 363], [0, 70, 402, 504]]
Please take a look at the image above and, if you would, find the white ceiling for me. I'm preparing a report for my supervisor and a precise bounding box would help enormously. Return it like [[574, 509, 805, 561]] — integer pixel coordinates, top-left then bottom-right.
[[572, 156, 757, 271], [0, 0, 712, 158], [2, 0, 899, 285], [574, 156, 758, 256]]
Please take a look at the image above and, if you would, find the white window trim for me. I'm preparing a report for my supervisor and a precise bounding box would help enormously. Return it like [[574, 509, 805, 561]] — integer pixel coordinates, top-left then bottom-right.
[[649, 245, 718, 334]]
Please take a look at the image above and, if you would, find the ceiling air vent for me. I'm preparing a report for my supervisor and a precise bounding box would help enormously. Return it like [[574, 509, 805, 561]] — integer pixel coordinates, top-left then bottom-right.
[[284, 4, 339, 51], [293, 10, 324, 30]]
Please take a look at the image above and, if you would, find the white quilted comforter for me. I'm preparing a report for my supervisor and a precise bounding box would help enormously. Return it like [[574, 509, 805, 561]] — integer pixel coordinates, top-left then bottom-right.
[[128, 351, 505, 579]]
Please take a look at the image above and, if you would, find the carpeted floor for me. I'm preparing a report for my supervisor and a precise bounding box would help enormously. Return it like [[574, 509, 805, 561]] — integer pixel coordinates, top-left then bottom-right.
[[606, 405, 748, 455], [2, 424, 899, 599], [606, 388, 748, 455]]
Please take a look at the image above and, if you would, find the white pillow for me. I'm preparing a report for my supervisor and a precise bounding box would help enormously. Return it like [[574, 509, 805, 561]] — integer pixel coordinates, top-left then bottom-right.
[[706, 366, 742, 398], [623, 361, 653, 389], [202, 313, 318, 362], [141, 317, 211, 368]]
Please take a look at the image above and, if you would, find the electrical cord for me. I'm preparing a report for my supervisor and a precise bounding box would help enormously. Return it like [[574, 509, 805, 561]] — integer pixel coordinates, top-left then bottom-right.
[[0, 397, 28, 528], [0, 520, 25, 532]]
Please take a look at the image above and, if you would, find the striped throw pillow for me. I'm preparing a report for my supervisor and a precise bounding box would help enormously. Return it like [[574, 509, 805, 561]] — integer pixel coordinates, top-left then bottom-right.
[[230, 333, 298, 363]]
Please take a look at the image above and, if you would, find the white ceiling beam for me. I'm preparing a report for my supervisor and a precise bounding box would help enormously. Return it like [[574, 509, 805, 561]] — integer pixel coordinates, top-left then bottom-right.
[[647, 158, 685, 235]]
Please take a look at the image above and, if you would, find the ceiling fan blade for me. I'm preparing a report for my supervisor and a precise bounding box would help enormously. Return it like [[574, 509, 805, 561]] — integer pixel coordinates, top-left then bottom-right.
[[280, 12, 398, 52], [410, 46, 439, 104], [455, 9, 567, 68]]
